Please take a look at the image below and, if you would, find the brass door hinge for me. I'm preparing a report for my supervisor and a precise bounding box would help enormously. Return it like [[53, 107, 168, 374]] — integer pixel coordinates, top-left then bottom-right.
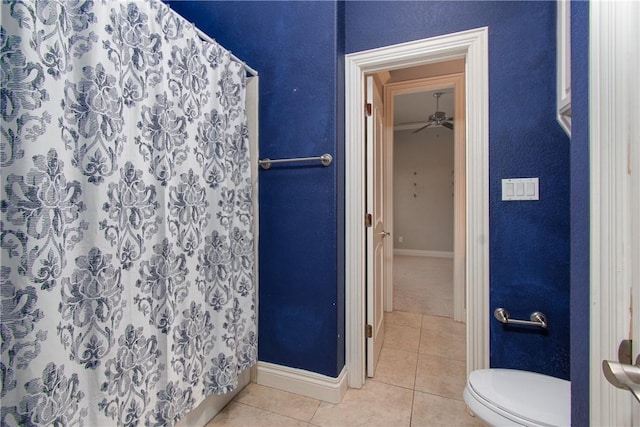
[[365, 103, 372, 116], [365, 213, 372, 228], [366, 324, 373, 338]]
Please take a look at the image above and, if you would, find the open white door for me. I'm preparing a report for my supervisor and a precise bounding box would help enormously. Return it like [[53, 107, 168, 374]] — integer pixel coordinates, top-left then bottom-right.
[[366, 75, 386, 377], [591, 1, 640, 424]]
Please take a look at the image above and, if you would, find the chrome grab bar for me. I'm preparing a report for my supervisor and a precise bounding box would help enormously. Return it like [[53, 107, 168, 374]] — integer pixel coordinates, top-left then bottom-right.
[[494, 307, 548, 329], [258, 153, 333, 170]]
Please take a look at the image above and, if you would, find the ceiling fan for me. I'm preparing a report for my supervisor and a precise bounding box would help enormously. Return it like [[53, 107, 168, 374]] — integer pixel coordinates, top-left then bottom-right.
[[413, 92, 454, 133]]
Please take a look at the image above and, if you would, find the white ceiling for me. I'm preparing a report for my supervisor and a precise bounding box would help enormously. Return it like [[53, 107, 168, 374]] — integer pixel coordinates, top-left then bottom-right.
[[393, 88, 455, 127]]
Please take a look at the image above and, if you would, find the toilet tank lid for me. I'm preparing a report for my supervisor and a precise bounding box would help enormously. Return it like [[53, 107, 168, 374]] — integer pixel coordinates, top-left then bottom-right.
[[468, 369, 570, 427]]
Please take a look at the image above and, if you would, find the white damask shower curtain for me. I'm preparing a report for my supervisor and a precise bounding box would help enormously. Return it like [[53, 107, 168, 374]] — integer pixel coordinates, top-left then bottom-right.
[[0, 0, 256, 425]]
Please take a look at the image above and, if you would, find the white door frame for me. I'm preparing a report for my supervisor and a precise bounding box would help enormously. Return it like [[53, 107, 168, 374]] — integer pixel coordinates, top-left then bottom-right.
[[589, 1, 640, 424], [383, 73, 466, 322], [345, 27, 489, 388]]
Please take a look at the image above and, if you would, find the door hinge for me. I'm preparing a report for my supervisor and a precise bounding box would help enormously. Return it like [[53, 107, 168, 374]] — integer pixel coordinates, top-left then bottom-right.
[[365, 213, 372, 228], [365, 102, 372, 117], [366, 324, 373, 338]]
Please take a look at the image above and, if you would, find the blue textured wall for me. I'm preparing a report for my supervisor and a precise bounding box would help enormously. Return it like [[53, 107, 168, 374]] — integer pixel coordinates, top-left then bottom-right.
[[167, 1, 346, 377], [569, 1, 590, 424], [168, 0, 572, 382], [345, 1, 571, 380]]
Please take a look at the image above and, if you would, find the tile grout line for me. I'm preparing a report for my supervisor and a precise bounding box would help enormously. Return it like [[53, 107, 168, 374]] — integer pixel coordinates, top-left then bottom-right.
[[232, 400, 317, 425], [308, 398, 322, 426], [408, 315, 424, 426], [409, 389, 416, 427]]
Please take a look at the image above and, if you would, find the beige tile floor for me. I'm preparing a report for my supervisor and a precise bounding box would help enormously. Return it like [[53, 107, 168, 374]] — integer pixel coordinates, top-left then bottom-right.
[[206, 257, 481, 426]]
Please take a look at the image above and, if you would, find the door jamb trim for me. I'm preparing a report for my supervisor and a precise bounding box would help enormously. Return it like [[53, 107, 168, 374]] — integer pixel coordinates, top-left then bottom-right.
[[345, 27, 490, 388]]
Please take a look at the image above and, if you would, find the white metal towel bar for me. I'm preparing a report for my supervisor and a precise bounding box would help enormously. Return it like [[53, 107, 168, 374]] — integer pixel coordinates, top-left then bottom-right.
[[258, 154, 333, 170]]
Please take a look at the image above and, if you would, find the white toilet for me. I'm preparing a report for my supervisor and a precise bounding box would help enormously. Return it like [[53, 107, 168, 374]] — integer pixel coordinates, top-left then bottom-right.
[[463, 368, 570, 426]]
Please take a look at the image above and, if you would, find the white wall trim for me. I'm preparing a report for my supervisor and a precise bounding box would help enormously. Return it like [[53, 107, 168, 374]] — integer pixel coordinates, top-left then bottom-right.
[[393, 249, 453, 258], [589, 1, 638, 425], [254, 362, 348, 404], [345, 27, 490, 389], [556, 0, 572, 136]]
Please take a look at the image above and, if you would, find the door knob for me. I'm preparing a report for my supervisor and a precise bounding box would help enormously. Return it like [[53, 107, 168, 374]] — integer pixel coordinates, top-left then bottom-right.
[[379, 231, 390, 238], [602, 359, 640, 403]]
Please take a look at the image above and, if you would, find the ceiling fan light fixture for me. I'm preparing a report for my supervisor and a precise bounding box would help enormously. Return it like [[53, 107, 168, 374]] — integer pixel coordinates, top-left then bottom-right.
[[413, 91, 454, 133]]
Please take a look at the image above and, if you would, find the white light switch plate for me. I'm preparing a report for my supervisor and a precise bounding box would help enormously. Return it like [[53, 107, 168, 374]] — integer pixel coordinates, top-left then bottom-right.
[[502, 178, 539, 201]]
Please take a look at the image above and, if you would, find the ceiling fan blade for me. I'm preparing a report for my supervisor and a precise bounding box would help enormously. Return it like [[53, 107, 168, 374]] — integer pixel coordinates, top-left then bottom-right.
[[442, 122, 454, 130], [412, 122, 433, 133]]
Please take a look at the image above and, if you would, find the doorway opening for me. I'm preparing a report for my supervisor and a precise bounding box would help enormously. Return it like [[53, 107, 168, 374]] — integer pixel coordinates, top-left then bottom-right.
[[365, 62, 465, 380], [383, 69, 466, 324], [345, 27, 489, 388]]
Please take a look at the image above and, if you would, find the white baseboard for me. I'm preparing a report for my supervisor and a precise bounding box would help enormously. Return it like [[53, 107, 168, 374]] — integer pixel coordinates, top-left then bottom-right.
[[254, 362, 347, 404], [394, 249, 454, 258]]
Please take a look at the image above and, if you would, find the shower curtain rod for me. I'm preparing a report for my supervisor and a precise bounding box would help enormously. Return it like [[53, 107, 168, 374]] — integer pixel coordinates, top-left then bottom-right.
[[194, 26, 259, 77]]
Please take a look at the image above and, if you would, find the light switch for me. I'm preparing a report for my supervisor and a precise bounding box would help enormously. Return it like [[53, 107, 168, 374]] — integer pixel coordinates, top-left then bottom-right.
[[504, 182, 514, 197], [515, 182, 524, 196], [502, 178, 539, 201], [525, 181, 535, 196]]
